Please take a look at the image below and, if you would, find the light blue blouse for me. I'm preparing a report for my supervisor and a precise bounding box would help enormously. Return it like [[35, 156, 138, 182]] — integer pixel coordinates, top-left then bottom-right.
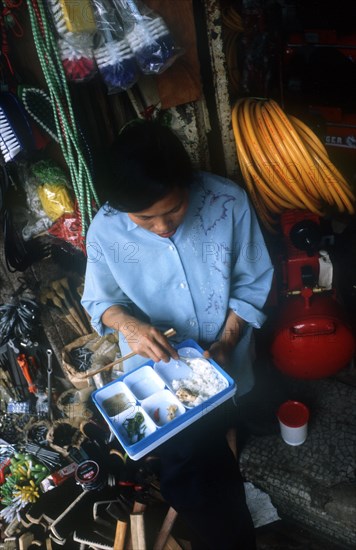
[[81, 172, 274, 396]]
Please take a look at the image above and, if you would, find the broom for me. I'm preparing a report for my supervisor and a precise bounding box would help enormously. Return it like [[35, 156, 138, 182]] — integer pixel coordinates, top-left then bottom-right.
[[92, 0, 138, 92], [112, 0, 179, 75]]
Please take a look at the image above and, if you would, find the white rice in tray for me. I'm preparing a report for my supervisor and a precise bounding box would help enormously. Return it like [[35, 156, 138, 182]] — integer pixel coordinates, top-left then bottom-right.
[[172, 357, 228, 406]]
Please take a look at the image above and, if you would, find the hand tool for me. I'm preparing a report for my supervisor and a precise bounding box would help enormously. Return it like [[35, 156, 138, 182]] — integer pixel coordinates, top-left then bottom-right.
[[58, 277, 92, 333], [46, 348, 53, 421], [152, 507, 178, 550], [16, 353, 37, 394], [40, 288, 82, 334], [51, 279, 89, 334]]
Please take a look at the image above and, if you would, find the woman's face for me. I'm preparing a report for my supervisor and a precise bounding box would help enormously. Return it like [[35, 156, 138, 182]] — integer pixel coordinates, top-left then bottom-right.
[[127, 187, 189, 238]]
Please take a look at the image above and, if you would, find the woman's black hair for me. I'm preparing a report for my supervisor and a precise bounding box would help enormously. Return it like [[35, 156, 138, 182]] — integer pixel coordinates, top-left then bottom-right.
[[98, 119, 194, 212]]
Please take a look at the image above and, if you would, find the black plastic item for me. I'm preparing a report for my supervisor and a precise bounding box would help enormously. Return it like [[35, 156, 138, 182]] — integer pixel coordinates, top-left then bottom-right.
[[289, 219, 321, 256], [0, 163, 9, 213], [301, 264, 317, 287], [3, 209, 53, 272], [0, 298, 40, 347]]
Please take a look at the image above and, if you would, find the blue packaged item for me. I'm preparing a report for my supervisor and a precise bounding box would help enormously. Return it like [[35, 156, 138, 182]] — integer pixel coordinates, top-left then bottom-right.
[[112, 0, 182, 75], [92, 0, 138, 93]]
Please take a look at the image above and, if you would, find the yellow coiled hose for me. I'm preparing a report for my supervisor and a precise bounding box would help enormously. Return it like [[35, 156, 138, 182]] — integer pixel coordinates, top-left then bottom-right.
[[231, 97, 355, 232]]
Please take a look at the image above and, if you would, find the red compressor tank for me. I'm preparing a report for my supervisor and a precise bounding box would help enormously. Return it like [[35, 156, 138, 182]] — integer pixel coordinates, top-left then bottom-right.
[[271, 288, 355, 378], [270, 210, 355, 379]]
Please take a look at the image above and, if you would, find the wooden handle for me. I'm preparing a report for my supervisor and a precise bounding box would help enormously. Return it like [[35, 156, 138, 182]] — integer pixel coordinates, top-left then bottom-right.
[[130, 514, 146, 550], [152, 507, 178, 550], [113, 520, 127, 550], [83, 328, 176, 378]]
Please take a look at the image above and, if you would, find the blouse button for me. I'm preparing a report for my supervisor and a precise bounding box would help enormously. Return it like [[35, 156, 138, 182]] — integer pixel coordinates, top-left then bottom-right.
[[180, 282, 187, 289]]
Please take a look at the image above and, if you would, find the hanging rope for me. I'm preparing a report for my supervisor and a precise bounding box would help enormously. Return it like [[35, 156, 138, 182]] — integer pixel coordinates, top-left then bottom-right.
[[25, 0, 99, 235], [232, 97, 355, 233]]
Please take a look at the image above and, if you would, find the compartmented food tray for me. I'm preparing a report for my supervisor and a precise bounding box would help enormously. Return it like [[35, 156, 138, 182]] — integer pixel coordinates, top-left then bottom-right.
[[92, 340, 236, 460]]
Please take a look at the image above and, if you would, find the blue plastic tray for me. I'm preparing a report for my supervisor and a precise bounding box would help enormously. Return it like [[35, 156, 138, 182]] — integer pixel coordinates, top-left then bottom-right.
[[92, 339, 236, 460]]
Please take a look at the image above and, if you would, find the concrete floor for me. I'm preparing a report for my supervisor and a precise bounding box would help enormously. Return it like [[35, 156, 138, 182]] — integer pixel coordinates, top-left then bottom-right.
[[254, 519, 352, 549], [236, 329, 356, 550]]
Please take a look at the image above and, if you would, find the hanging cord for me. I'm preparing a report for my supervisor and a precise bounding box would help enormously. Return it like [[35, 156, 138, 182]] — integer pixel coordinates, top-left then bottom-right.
[[231, 97, 355, 233], [25, 0, 99, 235], [221, 5, 244, 94]]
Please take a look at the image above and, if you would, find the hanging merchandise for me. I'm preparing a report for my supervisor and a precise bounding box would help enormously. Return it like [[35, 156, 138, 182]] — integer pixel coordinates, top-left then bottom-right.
[[46, 203, 86, 254], [0, 91, 35, 163], [0, 297, 40, 348], [20, 87, 59, 143], [112, 0, 182, 75], [20, 86, 96, 178], [0, 157, 8, 213], [21, 164, 65, 241], [47, 0, 97, 82], [222, 5, 244, 95], [20, 159, 86, 253], [30, 160, 75, 221], [0, 0, 24, 89], [26, 0, 99, 235], [231, 97, 356, 233], [92, 0, 138, 94], [0, 159, 53, 272]]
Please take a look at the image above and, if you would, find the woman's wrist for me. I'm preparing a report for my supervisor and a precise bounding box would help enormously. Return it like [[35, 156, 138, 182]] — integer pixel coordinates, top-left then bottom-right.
[[101, 305, 137, 335], [220, 309, 245, 349]]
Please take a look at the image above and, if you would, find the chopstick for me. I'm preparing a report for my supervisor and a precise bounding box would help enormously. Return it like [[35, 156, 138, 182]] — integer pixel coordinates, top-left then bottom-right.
[[83, 328, 177, 378]]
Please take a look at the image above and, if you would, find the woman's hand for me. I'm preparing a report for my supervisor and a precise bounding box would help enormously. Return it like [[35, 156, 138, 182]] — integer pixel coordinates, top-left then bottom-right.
[[203, 309, 245, 369], [101, 305, 178, 363], [122, 321, 179, 363], [203, 341, 235, 369]]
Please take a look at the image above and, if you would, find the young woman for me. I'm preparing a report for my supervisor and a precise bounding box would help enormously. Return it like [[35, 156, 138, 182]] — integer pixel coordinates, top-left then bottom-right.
[[82, 120, 274, 549]]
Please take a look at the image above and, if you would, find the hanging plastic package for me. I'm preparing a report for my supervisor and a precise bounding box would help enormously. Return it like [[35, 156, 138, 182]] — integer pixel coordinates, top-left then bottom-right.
[[47, 201, 86, 255], [31, 160, 75, 221], [92, 0, 139, 93], [112, 0, 182, 75], [21, 164, 54, 241], [21, 160, 75, 241], [47, 0, 97, 82]]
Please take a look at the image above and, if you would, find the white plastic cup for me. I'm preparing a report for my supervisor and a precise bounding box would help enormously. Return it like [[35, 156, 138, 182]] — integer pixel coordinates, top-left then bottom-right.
[[277, 400, 309, 446]]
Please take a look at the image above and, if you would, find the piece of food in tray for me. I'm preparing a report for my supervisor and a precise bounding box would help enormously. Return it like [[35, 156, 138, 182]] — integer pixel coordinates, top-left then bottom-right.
[[175, 387, 199, 405], [122, 411, 147, 443], [142, 389, 184, 426], [172, 357, 228, 406], [102, 392, 131, 416], [154, 404, 179, 422], [166, 404, 178, 421]]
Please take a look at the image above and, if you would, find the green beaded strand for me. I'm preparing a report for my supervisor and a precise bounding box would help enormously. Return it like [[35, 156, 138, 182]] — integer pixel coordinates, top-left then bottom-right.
[[25, 0, 100, 234]]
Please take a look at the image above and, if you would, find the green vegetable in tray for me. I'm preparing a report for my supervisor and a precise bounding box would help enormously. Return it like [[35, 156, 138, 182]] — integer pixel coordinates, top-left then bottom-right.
[[123, 412, 146, 443]]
